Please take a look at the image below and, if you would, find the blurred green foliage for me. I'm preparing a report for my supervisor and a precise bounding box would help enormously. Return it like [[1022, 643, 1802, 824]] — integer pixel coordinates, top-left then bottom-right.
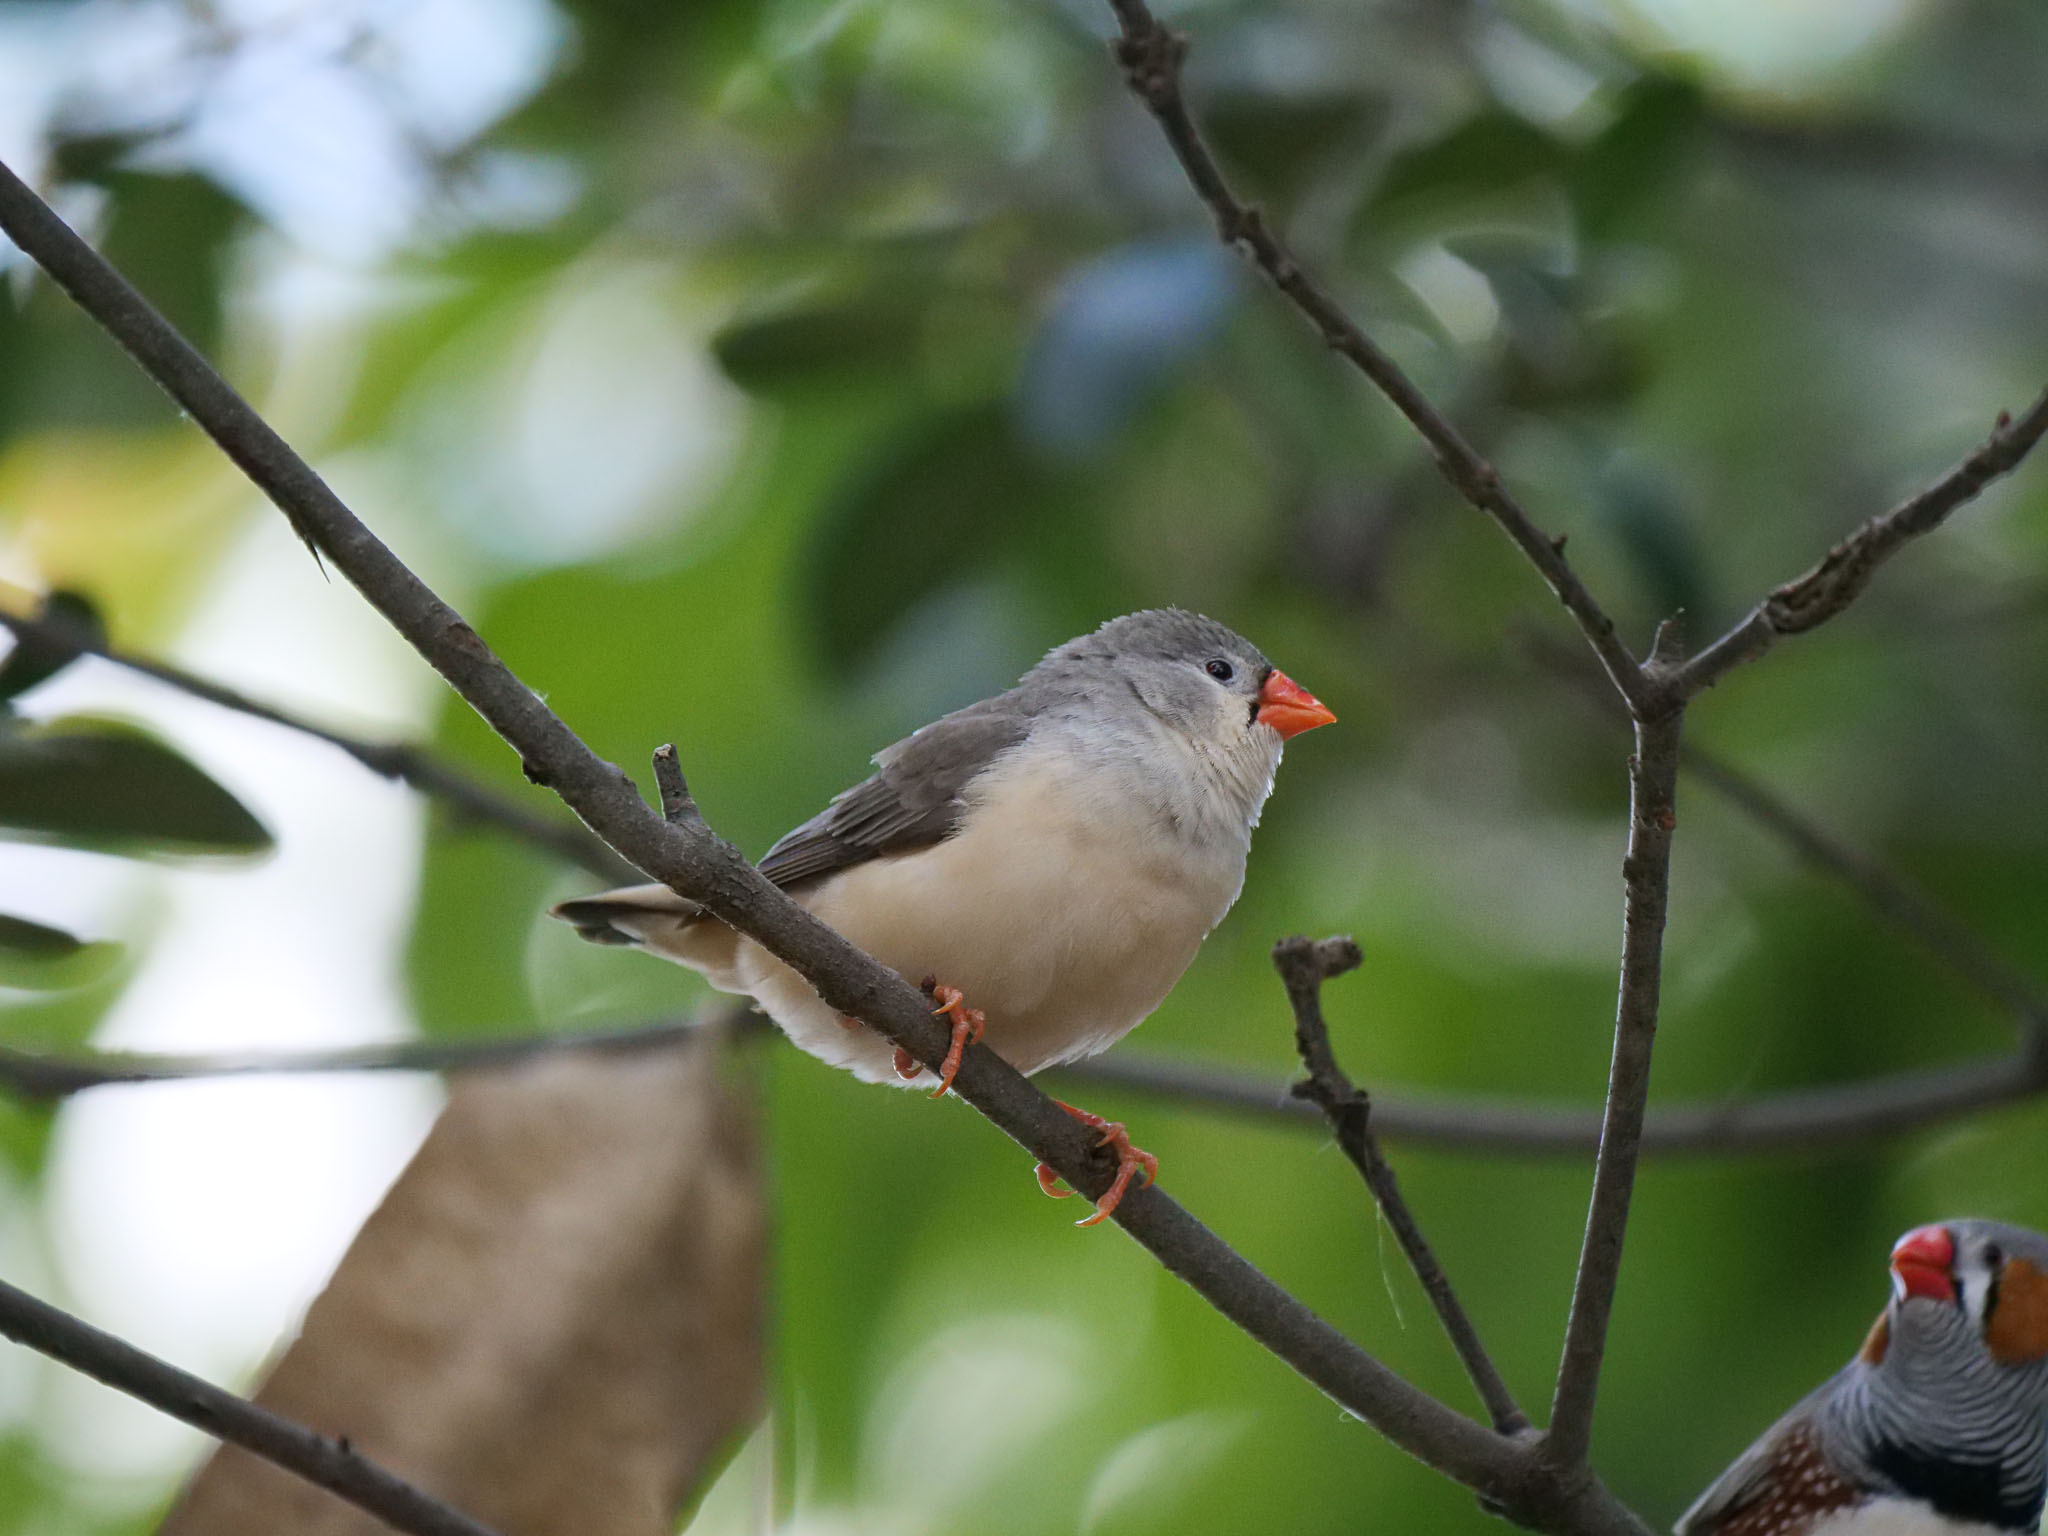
[[6, 0, 2048, 1532]]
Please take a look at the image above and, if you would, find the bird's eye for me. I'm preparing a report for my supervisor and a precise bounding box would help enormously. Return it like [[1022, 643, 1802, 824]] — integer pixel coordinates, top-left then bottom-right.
[[1204, 658, 1234, 682], [1985, 1244, 2005, 1271]]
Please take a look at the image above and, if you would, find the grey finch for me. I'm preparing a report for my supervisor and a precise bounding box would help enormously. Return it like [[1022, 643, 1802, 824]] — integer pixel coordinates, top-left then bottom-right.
[[554, 609, 1335, 1224]]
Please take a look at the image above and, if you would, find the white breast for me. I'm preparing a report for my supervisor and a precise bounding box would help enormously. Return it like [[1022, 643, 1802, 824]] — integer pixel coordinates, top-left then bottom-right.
[[1808, 1500, 2011, 1536], [736, 733, 1258, 1084]]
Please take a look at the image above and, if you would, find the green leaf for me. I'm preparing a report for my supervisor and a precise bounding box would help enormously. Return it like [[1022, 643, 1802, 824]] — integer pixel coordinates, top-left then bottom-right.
[[712, 294, 928, 393], [57, 160, 244, 358], [1600, 469, 1712, 622], [0, 912, 84, 958], [0, 168, 243, 435], [1369, 110, 1565, 216], [1205, 92, 1384, 209], [1568, 74, 1706, 238], [0, 913, 122, 990], [0, 590, 108, 703], [801, 406, 1056, 676], [0, 717, 272, 856]]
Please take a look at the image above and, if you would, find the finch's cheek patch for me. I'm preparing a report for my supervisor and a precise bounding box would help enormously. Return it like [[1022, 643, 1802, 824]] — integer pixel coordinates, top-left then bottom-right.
[[1986, 1257, 2048, 1364], [1859, 1310, 1890, 1366]]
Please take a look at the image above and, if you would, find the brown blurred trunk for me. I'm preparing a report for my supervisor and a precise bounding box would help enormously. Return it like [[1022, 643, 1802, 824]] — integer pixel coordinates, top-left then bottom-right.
[[159, 1030, 767, 1536]]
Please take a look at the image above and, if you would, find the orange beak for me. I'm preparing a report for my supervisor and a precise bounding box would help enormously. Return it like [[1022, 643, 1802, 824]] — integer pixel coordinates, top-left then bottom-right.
[[1890, 1225, 1957, 1304], [1256, 669, 1336, 740]]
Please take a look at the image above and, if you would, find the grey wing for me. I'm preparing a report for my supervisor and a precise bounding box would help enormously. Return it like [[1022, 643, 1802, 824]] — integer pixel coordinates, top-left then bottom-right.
[[754, 698, 1032, 889], [1675, 1436, 1778, 1535], [1674, 1385, 1831, 1536]]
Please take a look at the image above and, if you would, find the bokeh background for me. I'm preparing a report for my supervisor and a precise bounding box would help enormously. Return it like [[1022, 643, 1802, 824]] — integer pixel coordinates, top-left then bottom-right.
[[4, 0, 2048, 1530]]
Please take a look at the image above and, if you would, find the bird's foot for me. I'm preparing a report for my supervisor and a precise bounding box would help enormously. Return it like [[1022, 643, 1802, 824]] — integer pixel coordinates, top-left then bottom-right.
[[1034, 1100, 1157, 1227], [921, 981, 986, 1098]]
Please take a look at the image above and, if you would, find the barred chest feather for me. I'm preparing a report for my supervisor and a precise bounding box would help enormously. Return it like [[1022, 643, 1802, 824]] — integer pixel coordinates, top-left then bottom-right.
[[1690, 1429, 2014, 1536]]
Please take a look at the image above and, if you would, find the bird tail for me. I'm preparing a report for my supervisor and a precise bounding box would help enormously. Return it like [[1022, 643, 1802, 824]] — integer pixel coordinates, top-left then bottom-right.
[[550, 883, 749, 991], [552, 883, 699, 945]]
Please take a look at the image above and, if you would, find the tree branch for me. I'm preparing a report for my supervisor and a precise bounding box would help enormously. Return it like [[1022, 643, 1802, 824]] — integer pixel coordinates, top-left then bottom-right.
[[1675, 390, 2048, 697], [1542, 672, 1684, 1471], [6, 1019, 2046, 1160], [0, 1018, 718, 1099], [1065, 1047, 2048, 1156], [1681, 744, 2048, 1038], [0, 600, 635, 882], [1274, 935, 1529, 1435], [0, 1278, 502, 1536], [1520, 623, 2048, 1044], [1098, 0, 1649, 715], [3, 155, 1663, 1531]]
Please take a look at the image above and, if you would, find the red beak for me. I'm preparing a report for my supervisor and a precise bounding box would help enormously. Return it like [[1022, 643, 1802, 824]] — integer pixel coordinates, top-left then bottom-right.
[[1891, 1224, 1958, 1304], [1256, 670, 1336, 740]]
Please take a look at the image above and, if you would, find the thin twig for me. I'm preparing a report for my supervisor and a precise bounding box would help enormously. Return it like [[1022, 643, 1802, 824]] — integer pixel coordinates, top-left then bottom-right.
[[1064, 1047, 2048, 1155], [1519, 624, 2048, 1045], [4, 1018, 2045, 1159], [0, 1278, 502, 1536], [0, 603, 634, 882], [1273, 935, 1529, 1435], [1676, 390, 2048, 698], [0, 1018, 717, 1099], [652, 743, 699, 825], [1681, 745, 2048, 1038], [2, 155, 1665, 1534], [1099, 0, 1648, 716], [1542, 648, 1685, 1471]]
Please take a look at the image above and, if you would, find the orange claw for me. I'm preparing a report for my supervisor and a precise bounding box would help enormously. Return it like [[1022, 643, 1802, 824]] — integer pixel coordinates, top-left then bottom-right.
[[1034, 1100, 1158, 1227], [926, 983, 986, 1098]]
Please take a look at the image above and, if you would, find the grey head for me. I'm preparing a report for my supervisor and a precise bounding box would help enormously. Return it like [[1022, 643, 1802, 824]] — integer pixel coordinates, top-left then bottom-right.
[[1678, 1220, 2048, 1536], [1013, 609, 1307, 840], [1692, 1219, 2048, 1536], [1024, 609, 1275, 733], [1815, 1219, 2048, 1529]]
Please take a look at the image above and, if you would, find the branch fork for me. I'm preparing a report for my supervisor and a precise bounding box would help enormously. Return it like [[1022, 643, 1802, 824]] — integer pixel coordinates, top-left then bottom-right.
[[1275, 936, 1530, 1438], [1095, 0, 2046, 1521], [2, 3, 2045, 1522]]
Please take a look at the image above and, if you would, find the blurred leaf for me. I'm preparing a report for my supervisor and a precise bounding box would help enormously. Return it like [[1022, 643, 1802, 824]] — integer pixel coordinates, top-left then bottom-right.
[[1079, 1410, 1250, 1535], [0, 170, 240, 437], [1369, 110, 1565, 217], [406, 831, 558, 1037], [0, 590, 106, 704], [1569, 74, 1707, 237], [0, 717, 271, 856], [1447, 249, 1648, 411], [0, 283, 178, 442], [713, 293, 928, 392], [0, 912, 81, 959], [161, 1034, 767, 1536], [0, 913, 121, 990], [803, 406, 1058, 676], [0, 1435, 58, 1536], [1205, 93, 1383, 208], [1599, 470, 1711, 622], [0, 431, 252, 644], [0, 963, 139, 1175], [79, 166, 244, 359]]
